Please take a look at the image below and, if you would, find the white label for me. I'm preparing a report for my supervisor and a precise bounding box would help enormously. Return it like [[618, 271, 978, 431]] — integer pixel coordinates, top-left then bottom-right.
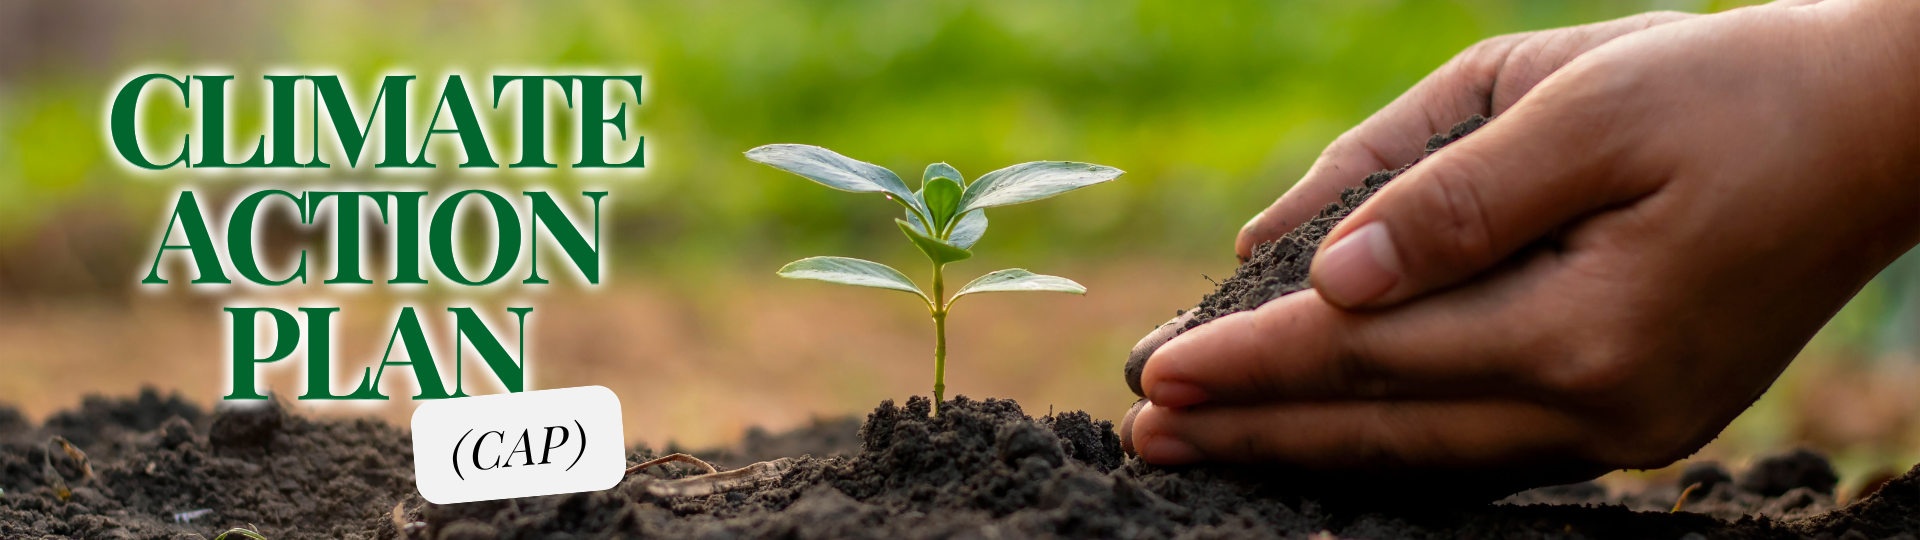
[[411, 386, 626, 504]]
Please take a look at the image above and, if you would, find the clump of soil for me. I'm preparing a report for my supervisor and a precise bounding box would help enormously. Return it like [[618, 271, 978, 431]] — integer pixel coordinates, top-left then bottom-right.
[[1184, 114, 1488, 333], [1124, 116, 1489, 395], [6, 390, 1919, 540]]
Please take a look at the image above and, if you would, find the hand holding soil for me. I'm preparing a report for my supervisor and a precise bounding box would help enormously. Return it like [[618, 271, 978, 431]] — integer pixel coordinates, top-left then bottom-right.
[[1130, 0, 1920, 490]]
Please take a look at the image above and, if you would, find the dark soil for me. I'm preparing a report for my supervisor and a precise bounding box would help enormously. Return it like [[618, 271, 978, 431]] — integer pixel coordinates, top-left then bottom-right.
[[4, 389, 1919, 539], [2, 390, 416, 540]]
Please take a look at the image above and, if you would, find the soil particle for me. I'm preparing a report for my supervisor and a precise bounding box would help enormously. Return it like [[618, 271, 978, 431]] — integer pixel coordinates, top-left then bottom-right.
[[208, 399, 286, 455], [1741, 448, 1841, 497], [0, 404, 28, 437], [1684, 461, 1738, 498], [7, 391, 1920, 540]]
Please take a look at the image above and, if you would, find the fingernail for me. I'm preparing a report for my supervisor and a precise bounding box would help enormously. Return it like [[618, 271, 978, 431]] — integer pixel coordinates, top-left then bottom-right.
[[1314, 221, 1401, 306], [1140, 436, 1202, 465], [1121, 399, 1147, 456], [1147, 381, 1210, 408]]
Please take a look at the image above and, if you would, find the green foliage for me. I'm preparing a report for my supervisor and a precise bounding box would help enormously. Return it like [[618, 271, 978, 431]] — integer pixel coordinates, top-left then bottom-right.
[[775, 256, 927, 301], [753, 144, 1117, 412], [896, 219, 972, 265], [957, 161, 1123, 213], [954, 269, 1086, 300]]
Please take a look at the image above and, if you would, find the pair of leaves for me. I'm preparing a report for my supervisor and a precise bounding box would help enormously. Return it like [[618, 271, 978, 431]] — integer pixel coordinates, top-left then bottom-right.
[[921, 163, 964, 231], [748, 144, 1112, 302], [745, 144, 1123, 252], [907, 162, 987, 250], [903, 210, 986, 250], [777, 257, 1084, 303], [746, 144, 1122, 214]]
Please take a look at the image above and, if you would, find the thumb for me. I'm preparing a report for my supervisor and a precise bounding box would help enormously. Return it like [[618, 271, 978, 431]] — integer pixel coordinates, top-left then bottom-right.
[[1237, 11, 1696, 261], [1308, 70, 1659, 309]]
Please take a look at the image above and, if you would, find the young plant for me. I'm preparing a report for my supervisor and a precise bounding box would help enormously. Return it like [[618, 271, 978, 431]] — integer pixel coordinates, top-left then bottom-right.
[[746, 144, 1122, 415]]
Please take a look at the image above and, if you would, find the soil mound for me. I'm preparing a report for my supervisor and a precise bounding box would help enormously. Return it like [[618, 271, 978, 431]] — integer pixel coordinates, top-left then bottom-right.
[[4, 392, 1918, 539]]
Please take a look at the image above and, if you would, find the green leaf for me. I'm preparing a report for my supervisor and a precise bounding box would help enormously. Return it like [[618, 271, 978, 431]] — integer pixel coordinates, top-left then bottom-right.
[[922, 177, 962, 230], [948, 209, 987, 249], [904, 209, 928, 234], [957, 161, 1122, 214], [896, 219, 972, 265], [953, 269, 1086, 301], [906, 205, 986, 250], [777, 256, 927, 300], [923, 162, 964, 186], [745, 144, 928, 218]]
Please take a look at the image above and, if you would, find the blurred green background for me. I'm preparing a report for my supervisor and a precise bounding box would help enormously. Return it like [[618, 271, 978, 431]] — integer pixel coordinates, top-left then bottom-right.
[[0, 0, 1913, 496]]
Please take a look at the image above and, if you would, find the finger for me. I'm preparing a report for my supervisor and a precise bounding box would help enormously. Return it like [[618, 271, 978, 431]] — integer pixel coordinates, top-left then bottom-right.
[[1234, 36, 1520, 260], [1139, 253, 1561, 407], [1237, 11, 1695, 261], [1307, 52, 1677, 309], [1128, 399, 1589, 471], [1126, 312, 1192, 397]]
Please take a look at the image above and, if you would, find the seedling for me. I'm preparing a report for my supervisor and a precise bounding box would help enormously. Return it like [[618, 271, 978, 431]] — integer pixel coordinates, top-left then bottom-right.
[[747, 145, 1122, 414]]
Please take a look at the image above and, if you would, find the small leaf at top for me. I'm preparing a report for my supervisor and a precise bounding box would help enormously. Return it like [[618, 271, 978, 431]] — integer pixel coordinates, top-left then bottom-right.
[[948, 209, 988, 249], [777, 256, 927, 300], [957, 161, 1122, 214], [922, 177, 963, 231], [923, 162, 964, 186], [953, 269, 1086, 301], [896, 219, 972, 265], [745, 144, 928, 218]]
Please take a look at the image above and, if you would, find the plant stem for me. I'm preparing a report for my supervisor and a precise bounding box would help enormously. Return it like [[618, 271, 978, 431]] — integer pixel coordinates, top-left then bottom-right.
[[931, 261, 948, 416]]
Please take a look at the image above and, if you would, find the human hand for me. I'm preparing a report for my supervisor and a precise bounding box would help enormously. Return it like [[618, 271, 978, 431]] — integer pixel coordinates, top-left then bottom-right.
[[1129, 0, 1920, 492]]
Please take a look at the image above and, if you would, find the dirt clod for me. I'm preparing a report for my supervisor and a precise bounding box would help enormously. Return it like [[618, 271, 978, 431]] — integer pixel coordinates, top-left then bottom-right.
[[1741, 448, 1841, 497], [1683, 461, 1736, 494], [208, 399, 286, 454]]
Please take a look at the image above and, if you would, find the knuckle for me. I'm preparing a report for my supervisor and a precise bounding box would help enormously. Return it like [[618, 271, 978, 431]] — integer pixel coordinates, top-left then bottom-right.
[[1409, 158, 1500, 274], [1445, 34, 1526, 90], [1459, 33, 1529, 67], [1241, 310, 1298, 397]]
